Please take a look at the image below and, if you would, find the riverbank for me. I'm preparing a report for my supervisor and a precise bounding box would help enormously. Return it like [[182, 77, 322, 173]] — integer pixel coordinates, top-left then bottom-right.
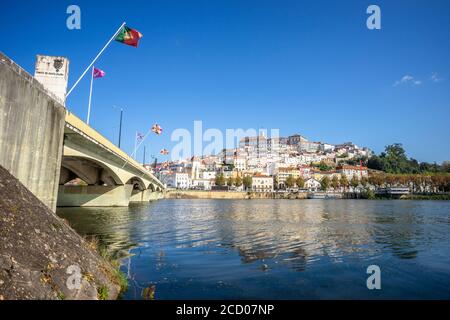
[[399, 194, 450, 200], [165, 190, 450, 200], [165, 190, 308, 200], [0, 165, 124, 300]]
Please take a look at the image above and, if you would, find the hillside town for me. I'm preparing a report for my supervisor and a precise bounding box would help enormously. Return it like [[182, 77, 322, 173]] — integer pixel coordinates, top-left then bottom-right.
[[147, 134, 373, 193]]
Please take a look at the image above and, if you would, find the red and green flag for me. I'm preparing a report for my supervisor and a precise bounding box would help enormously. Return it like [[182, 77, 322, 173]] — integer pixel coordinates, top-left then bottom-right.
[[115, 26, 143, 47]]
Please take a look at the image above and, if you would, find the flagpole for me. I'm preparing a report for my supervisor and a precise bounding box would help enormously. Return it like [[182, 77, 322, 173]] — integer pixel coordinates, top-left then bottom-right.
[[123, 127, 157, 169], [134, 131, 138, 160], [66, 21, 126, 99], [143, 146, 146, 165], [87, 66, 94, 125], [131, 128, 152, 158], [118, 108, 123, 148]]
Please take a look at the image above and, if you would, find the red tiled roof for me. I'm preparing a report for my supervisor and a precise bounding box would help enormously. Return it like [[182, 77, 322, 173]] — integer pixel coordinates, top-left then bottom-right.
[[337, 165, 368, 170]]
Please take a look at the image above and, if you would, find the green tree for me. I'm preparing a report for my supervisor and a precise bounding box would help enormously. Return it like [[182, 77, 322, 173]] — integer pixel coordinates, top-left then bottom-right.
[[274, 175, 279, 190], [331, 175, 340, 190], [442, 161, 450, 173], [350, 175, 360, 190], [243, 176, 252, 190], [360, 176, 368, 188], [340, 174, 349, 191], [296, 177, 305, 189], [313, 161, 333, 171], [366, 143, 446, 174], [361, 188, 376, 199], [235, 176, 243, 187], [215, 173, 225, 187], [285, 175, 295, 189], [227, 177, 235, 187], [320, 176, 330, 191]]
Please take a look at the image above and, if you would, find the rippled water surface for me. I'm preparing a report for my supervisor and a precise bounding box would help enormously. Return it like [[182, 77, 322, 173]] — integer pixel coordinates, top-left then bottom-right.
[[57, 200, 450, 299]]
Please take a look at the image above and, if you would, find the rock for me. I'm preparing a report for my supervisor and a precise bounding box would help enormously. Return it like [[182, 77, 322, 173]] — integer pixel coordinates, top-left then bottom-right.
[[0, 165, 121, 300]]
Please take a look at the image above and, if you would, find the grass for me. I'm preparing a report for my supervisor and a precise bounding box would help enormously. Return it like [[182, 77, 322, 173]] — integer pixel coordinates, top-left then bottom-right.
[[85, 235, 129, 296], [107, 259, 128, 294], [97, 286, 109, 300]]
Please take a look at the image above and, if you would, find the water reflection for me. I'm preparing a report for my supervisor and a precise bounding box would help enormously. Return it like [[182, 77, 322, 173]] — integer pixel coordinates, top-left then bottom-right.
[[57, 200, 450, 299]]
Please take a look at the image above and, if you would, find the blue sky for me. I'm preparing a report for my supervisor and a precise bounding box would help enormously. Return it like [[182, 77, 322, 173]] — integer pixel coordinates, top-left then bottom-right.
[[2, 0, 450, 163]]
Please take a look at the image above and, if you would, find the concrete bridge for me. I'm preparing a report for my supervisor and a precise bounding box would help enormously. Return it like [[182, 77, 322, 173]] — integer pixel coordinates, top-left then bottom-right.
[[58, 112, 164, 207], [0, 52, 164, 211]]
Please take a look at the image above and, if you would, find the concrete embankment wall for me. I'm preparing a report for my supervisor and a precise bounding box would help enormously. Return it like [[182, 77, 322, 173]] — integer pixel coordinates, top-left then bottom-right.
[[165, 190, 308, 200], [0, 52, 66, 211], [166, 190, 250, 199]]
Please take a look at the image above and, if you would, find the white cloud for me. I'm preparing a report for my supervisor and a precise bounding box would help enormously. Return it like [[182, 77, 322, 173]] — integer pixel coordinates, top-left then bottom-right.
[[394, 74, 421, 87], [431, 72, 444, 83], [401, 75, 414, 82]]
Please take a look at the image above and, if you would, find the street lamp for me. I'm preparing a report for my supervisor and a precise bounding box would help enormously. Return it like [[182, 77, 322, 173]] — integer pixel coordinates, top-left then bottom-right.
[[112, 105, 124, 148]]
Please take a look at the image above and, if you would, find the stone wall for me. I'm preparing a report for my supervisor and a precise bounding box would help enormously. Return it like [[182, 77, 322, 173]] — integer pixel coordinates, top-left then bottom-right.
[[166, 190, 250, 199], [0, 52, 66, 211], [165, 190, 309, 200], [0, 165, 120, 300]]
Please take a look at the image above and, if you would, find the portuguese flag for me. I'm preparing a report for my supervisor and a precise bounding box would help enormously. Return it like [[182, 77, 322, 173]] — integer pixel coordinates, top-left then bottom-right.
[[115, 26, 143, 47]]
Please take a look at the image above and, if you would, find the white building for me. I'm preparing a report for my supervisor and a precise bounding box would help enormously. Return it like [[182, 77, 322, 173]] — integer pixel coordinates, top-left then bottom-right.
[[252, 175, 274, 192], [305, 178, 321, 191], [201, 171, 216, 180], [233, 156, 247, 171], [191, 179, 214, 190], [320, 143, 335, 152], [299, 141, 321, 153], [167, 172, 191, 189], [336, 165, 368, 179], [288, 134, 308, 146]]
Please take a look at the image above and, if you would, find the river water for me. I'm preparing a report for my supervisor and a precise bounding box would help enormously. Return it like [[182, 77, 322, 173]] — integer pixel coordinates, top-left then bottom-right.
[[57, 199, 450, 299]]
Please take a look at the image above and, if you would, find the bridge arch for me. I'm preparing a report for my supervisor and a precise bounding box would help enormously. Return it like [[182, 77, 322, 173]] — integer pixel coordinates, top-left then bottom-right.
[[126, 177, 147, 191], [60, 156, 125, 186]]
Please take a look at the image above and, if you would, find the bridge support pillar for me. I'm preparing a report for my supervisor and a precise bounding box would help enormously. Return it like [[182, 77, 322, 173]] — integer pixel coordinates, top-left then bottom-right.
[[57, 185, 133, 207], [130, 190, 165, 202], [149, 191, 164, 201], [130, 189, 153, 202]]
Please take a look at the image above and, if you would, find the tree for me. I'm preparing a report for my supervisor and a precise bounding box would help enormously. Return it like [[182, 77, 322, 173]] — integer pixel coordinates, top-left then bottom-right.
[[383, 143, 409, 173], [350, 175, 360, 190], [346, 156, 368, 166], [243, 176, 252, 190], [285, 175, 295, 189], [227, 177, 235, 187], [215, 173, 225, 187], [367, 143, 447, 174], [331, 175, 340, 190], [360, 176, 368, 188], [369, 174, 383, 188], [313, 161, 333, 171], [296, 177, 305, 189], [442, 161, 450, 173], [274, 175, 279, 190], [320, 176, 330, 191], [235, 176, 243, 187], [367, 155, 384, 171], [340, 174, 349, 191]]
